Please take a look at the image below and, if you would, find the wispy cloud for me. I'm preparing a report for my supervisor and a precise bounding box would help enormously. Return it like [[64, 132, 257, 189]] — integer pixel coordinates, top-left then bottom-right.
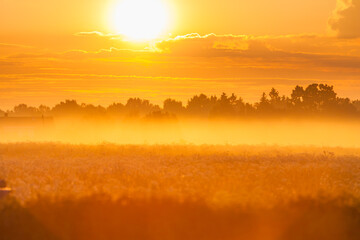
[[329, 0, 360, 38], [2, 32, 360, 108], [0, 43, 33, 49]]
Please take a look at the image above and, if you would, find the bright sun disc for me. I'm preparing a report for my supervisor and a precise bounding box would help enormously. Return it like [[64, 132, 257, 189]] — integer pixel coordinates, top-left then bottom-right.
[[111, 0, 169, 41]]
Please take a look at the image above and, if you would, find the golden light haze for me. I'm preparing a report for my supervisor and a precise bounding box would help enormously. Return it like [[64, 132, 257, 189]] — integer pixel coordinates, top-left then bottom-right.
[[0, 0, 336, 35], [3, 2, 360, 239], [3, 118, 360, 148], [1, 0, 360, 109]]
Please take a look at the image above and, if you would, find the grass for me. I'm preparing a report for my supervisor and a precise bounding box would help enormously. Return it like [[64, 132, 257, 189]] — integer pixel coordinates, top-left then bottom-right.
[[1, 143, 360, 239]]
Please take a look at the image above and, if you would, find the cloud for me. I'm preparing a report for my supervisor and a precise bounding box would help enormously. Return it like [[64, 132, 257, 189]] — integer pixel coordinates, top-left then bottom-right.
[[0, 43, 33, 49], [6, 47, 151, 61], [3, 34, 360, 109], [329, 0, 360, 38], [5, 33, 360, 76], [74, 31, 123, 40], [2, 33, 360, 100], [153, 33, 271, 57], [154, 34, 360, 68], [154, 34, 322, 56], [0, 42, 37, 57], [74, 31, 108, 37]]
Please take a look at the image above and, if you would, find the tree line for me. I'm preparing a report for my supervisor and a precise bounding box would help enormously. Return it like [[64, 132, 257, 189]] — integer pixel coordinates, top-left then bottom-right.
[[2, 84, 360, 119]]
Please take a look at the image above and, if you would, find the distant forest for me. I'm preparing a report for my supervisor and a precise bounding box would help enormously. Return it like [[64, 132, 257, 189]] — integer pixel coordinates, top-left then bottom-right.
[[2, 84, 360, 119]]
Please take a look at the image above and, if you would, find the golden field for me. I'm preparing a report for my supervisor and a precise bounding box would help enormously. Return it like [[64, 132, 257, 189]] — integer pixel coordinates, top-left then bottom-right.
[[1, 143, 360, 240]]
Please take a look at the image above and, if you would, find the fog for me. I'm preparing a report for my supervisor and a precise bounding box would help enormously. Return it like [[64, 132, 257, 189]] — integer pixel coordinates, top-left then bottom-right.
[[1, 118, 360, 147]]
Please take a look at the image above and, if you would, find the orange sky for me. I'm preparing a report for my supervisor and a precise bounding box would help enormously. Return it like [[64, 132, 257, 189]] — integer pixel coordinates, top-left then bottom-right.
[[1, 0, 360, 109]]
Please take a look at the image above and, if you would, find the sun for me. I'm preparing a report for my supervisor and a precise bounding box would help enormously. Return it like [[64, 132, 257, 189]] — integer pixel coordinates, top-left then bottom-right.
[[110, 0, 169, 41]]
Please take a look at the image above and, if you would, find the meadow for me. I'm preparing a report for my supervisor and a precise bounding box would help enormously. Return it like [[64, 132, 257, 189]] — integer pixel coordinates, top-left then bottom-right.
[[1, 143, 360, 240]]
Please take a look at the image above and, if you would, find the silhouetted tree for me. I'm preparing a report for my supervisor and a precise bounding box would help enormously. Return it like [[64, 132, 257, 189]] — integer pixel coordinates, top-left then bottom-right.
[[187, 94, 217, 117], [268, 88, 289, 114], [82, 104, 106, 118], [2, 83, 359, 120], [13, 104, 40, 117], [301, 84, 336, 112], [107, 103, 125, 116], [289, 84, 357, 116], [269, 88, 280, 103], [255, 92, 271, 114], [291, 85, 305, 108], [353, 100, 360, 113], [51, 100, 82, 116], [234, 97, 251, 116], [163, 99, 184, 115], [38, 105, 51, 115], [255, 88, 290, 116], [333, 97, 357, 115], [210, 93, 236, 117], [125, 98, 160, 118]]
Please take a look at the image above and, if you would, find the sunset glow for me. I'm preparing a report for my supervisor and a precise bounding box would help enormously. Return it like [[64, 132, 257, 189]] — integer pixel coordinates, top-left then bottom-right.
[[1, 0, 360, 108], [2, 1, 360, 240]]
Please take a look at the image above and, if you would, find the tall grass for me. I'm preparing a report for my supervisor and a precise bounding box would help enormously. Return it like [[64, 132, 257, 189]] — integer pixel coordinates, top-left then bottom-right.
[[1, 143, 360, 239]]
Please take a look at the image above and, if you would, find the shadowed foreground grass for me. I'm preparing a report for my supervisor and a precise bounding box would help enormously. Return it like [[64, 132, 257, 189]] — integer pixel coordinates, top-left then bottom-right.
[[1, 195, 360, 240], [1, 143, 360, 239]]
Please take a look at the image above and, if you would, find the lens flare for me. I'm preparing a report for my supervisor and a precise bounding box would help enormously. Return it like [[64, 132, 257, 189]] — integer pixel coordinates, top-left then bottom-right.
[[110, 0, 169, 41]]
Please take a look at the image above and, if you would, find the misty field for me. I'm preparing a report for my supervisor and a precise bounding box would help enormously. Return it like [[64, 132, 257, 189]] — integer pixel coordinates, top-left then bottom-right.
[[1, 143, 360, 240]]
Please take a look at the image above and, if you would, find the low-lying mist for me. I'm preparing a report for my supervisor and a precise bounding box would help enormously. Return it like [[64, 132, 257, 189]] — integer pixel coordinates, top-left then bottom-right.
[[1, 118, 360, 147]]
